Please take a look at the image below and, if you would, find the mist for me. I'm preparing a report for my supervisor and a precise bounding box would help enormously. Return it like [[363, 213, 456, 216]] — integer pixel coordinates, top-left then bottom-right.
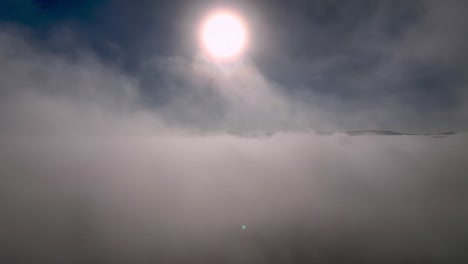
[[2, 133, 468, 263], [1, 5, 468, 262]]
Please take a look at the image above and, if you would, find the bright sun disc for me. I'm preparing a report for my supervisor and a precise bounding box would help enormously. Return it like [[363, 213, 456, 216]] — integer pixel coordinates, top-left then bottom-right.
[[202, 12, 247, 59]]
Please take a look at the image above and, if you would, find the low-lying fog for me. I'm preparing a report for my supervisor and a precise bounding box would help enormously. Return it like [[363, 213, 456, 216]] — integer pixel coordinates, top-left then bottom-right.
[[1, 133, 467, 263]]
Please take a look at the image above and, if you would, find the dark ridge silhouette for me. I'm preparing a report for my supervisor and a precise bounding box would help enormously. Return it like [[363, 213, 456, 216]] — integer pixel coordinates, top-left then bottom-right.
[[201, 130, 458, 138]]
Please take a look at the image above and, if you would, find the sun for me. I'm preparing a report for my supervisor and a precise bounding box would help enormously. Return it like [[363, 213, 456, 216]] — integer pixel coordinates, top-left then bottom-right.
[[201, 11, 247, 59]]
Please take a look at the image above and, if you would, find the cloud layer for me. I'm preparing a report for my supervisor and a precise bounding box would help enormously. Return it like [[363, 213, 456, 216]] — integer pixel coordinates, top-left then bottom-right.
[[0, 2, 468, 262], [2, 133, 468, 263]]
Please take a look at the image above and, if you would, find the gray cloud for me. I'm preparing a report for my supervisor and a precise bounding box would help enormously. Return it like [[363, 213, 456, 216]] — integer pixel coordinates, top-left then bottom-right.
[[0, 29, 319, 134], [248, 0, 468, 132], [2, 0, 467, 132], [394, 0, 468, 65], [0, 30, 167, 136], [1, 134, 468, 263]]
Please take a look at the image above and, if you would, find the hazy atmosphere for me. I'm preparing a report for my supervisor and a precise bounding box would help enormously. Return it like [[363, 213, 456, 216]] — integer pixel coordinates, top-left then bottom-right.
[[0, 0, 467, 263]]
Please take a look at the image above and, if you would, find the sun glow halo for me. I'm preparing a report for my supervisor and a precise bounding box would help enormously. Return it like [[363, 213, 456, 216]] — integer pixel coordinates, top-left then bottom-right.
[[201, 11, 247, 59]]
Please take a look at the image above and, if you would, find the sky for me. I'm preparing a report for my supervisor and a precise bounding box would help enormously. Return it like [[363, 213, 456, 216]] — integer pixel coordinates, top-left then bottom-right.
[[0, 0, 467, 133], [1, 1, 468, 263]]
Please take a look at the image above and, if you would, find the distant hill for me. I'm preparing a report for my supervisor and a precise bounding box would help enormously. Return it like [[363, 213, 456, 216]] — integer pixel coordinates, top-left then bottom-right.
[[343, 130, 455, 136], [194, 130, 458, 138]]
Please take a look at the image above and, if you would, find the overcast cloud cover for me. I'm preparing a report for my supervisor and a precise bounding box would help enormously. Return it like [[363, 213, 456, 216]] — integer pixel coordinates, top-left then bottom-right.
[[1, 0, 468, 263]]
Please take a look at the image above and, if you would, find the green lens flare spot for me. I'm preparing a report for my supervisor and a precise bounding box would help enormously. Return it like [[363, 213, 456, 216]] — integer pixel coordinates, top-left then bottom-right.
[[242, 225, 246, 230]]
